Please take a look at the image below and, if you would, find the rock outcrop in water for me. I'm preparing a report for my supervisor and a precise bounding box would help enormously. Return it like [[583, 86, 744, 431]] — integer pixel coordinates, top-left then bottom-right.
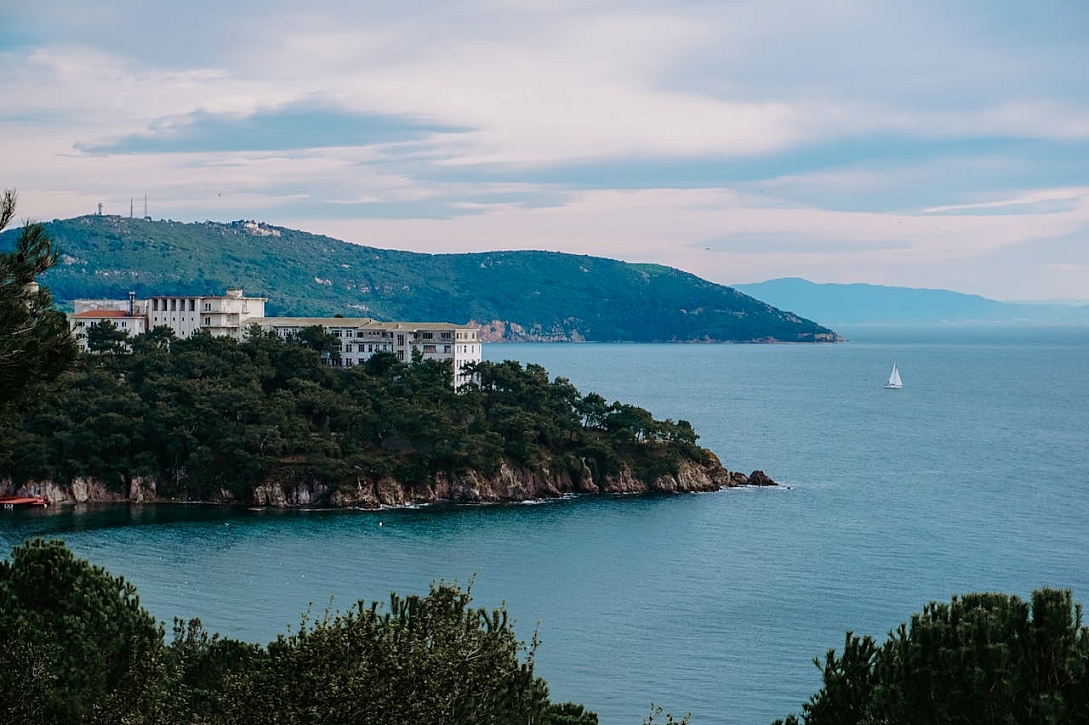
[[1, 455, 776, 509]]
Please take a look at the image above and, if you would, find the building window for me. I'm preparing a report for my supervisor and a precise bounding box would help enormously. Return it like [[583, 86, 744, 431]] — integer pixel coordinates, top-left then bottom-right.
[[204, 303, 211, 311], [204, 317, 211, 325], [189, 300, 195, 311], [441, 332, 452, 340]]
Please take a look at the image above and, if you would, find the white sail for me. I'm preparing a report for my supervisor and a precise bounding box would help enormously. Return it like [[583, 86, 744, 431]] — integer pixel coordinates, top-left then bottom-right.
[[884, 364, 903, 389]]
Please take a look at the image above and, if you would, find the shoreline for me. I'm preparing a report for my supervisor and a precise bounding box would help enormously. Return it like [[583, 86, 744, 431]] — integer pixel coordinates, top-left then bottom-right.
[[2, 464, 779, 513]]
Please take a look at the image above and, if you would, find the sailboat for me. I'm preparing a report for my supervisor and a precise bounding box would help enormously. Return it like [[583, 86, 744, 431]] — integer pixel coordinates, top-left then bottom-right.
[[884, 363, 903, 390]]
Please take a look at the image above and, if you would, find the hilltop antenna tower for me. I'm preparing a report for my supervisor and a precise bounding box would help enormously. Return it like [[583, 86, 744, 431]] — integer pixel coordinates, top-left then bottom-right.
[[144, 194, 150, 220], [130, 197, 134, 218], [97, 203, 103, 216]]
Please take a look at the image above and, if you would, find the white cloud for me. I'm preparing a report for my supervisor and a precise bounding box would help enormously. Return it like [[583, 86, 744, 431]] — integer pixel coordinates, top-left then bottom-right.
[[922, 187, 1089, 214]]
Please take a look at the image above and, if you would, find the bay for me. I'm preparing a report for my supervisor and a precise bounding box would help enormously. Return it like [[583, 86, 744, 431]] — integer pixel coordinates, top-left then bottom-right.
[[3, 325, 1088, 724]]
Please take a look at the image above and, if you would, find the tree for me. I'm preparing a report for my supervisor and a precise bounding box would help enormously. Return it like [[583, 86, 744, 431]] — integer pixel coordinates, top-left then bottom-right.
[[221, 581, 561, 725], [289, 324, 342, 364], [774, 588, 1089, 725], [0, 538, 167, 723], [0, 189, 77, 413], [84, 318, 131, 355], [0, 540, 600, 724]]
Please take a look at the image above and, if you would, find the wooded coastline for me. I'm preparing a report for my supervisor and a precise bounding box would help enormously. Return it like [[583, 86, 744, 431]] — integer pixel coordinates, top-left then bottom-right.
[[1, 324, 773, 508]]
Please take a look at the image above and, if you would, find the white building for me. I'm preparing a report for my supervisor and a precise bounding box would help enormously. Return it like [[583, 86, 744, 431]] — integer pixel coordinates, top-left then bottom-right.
[[68, 289, 482, 386], [70, 293, 149, 351], [70, 310, 149, 350], [146, 288, 266, 339], [253, 317, 483, 387]]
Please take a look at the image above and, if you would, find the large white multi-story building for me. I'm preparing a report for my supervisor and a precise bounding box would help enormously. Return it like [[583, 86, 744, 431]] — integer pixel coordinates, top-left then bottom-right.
[[69, 289, 482, 386], [147, 287, 266, 339], [254, 316, 482, 387]]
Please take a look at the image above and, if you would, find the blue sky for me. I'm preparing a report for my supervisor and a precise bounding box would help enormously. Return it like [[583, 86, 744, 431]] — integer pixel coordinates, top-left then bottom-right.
[[2, 0, 1087, 299]]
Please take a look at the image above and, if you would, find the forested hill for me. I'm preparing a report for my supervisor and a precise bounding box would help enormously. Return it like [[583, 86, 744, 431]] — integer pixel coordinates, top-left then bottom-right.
[[0, 215, 839, 342]]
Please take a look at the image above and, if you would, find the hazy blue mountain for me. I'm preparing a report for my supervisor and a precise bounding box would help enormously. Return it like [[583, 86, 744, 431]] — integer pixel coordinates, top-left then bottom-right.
[[732, 278, 1089, 325], [1, 215, 839, 342]]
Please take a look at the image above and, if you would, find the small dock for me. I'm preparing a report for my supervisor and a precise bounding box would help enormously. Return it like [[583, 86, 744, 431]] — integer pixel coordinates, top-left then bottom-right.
[[1, 496, 49, 509]]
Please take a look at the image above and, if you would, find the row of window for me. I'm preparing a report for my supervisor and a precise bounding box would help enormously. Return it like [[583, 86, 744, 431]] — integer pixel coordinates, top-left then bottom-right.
[[151, 298, 210, 312], [338, 343, 394, 353], [330, 329, 394, 339], [74, 320, 135, 328]]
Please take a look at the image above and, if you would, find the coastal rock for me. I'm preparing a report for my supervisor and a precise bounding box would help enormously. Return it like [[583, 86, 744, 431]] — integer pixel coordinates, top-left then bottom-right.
[[376, 478, 410, 507], [59, 477, 125, 503], [747, 470, 776, 486], [574, 460, 600, 493], [600, 468, 643, 494], [9, 455, 778, 509], [128, 477, 156, 504]]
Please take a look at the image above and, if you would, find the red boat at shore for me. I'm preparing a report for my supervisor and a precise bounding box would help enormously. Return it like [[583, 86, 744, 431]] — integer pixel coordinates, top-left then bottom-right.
[[1, 495, 49, 509]]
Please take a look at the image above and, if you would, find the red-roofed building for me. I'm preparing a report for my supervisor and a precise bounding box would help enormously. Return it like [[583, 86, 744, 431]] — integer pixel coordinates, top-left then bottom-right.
[[70, 306, 148, 351]]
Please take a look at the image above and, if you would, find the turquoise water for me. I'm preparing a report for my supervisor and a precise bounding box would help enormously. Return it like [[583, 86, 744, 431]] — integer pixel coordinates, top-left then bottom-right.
[[3, 326, 1088, 724]]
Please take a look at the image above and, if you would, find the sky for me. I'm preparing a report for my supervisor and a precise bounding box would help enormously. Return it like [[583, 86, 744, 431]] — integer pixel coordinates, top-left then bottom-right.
[[2, 0, 1087, 301]]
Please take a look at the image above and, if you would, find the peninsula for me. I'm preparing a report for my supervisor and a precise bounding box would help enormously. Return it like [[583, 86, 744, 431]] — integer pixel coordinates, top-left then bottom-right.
[[1, 327, 776, 509]]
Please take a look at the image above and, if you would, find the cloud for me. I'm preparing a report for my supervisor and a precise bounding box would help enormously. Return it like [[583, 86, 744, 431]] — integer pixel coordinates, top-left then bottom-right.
[[77, 106, 467, 154], [4, 0, 1089, 299], [921, 187, 1089, 216]]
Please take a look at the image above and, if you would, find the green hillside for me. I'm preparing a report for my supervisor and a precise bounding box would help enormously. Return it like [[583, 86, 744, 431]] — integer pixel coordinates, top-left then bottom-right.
[[2, 215, 839, 342]]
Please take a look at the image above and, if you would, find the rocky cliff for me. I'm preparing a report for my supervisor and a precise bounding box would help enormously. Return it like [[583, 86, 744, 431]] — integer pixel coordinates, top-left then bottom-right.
[[1, 455, 777, 509]]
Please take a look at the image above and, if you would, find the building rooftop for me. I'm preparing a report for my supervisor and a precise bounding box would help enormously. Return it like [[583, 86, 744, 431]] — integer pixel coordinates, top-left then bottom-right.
[[251, 317, 471, 330], [72, 310, 134, 318]]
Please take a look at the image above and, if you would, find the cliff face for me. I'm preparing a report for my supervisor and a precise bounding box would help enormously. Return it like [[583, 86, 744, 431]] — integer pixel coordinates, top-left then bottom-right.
[[2, 457, 777, 509]]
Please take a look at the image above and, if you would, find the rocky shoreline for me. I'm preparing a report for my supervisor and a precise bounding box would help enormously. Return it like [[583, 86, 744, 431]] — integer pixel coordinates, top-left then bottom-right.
[[1, 455, 777, 510]]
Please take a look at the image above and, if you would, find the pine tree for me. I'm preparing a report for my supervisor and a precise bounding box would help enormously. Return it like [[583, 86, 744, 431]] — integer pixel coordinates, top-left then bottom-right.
[[0, 189, 78, 413]]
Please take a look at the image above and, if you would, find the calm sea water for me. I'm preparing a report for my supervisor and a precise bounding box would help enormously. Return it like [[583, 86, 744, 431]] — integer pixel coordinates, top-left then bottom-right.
[[4, 325, 1088, 724]]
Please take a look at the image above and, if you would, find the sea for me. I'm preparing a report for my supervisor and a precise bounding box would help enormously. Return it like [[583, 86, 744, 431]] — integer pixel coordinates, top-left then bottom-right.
[[3, 324, 1088, 725]]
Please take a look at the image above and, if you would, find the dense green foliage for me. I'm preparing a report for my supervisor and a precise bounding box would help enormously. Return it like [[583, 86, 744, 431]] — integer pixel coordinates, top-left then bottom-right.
[[0, 190, 78, 424], [0, 539, 598, 725], [0, 539, 166, 724], [773, 589, 1089, 725], [0, 325, 709, 500], [0, 214, 838, 342]]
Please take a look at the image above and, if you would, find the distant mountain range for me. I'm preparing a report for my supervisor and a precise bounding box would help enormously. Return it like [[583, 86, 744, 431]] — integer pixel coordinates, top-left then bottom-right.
[[1, 215, 838, 343], [733, 278, 1089, 325]]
